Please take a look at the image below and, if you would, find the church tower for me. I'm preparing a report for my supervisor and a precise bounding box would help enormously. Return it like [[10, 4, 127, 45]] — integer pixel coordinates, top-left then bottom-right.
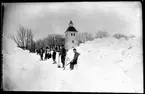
[[65, 21, 78, 50]]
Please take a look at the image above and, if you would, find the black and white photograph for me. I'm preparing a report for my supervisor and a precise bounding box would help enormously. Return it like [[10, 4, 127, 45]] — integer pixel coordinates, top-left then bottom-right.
[[2, 2, 143, 93]]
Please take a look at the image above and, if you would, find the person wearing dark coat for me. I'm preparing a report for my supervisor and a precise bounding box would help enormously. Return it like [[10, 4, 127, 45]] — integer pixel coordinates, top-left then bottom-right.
[[39, 48, 44, 61], [57, 49, 61, 68], [36, 49, 39, 55], [70, 48, 80, 70], [45, 47, 51, 60], [52, 48, 56, 64], [44, 47, 48, 60], [48, 49, 51, 59], [59, 45, 66, 68]]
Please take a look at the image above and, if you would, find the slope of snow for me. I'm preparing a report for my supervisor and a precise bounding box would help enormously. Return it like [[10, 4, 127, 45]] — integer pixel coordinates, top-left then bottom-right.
[[75, 37, 143, 92], [3, 36, 143, 93]]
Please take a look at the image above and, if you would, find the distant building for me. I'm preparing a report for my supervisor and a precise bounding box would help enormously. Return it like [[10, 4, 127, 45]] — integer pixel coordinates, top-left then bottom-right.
[[65, 21, 78, 50]]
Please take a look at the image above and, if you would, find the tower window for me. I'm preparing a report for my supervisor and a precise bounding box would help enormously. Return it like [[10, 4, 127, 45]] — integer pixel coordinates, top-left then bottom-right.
[[71, 33, 75, 36], [72, 40, 74, 43]]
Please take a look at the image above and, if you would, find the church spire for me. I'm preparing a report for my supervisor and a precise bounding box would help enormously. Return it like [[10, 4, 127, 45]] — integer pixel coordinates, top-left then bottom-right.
[[69, 20, 73, 27]]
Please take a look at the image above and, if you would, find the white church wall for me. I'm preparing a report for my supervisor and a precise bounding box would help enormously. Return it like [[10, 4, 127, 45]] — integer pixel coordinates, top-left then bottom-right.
[[65, 31, 78, 50]]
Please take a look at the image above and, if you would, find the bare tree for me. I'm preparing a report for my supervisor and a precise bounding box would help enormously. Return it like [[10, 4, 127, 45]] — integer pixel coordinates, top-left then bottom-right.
[[12, 25, 35, 51], [25, 29, 31, 49], [11, 36, 21, 47], [12, 25, 26, 49], [27, 30, 35, 52]]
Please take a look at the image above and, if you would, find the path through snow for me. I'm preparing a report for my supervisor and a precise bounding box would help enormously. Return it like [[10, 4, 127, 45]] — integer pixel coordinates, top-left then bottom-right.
[[3, 37, 143, 93]]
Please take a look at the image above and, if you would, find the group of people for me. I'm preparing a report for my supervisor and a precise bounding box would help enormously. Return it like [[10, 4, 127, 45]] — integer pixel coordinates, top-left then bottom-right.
[[36, 45, 80, 70], [36, 47, 57, 64]]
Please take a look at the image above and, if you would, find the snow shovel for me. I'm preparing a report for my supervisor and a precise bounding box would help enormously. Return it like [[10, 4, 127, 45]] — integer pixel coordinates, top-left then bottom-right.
[[63, 57, 70, 70], [63, 62, 71, 70]]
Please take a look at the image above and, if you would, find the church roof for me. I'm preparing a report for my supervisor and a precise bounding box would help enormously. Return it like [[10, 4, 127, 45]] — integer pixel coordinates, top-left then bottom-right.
[[65, 20, 78, 32], [66, 26, 78, 32]]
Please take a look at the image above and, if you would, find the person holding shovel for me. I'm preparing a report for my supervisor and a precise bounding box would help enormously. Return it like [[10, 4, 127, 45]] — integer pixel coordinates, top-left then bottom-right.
[[69, 48, 80, 70], [63, 48, 80, 70]]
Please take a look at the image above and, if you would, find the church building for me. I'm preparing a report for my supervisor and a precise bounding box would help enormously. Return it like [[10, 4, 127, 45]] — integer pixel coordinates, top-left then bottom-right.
[[65, 21, 78, 50]]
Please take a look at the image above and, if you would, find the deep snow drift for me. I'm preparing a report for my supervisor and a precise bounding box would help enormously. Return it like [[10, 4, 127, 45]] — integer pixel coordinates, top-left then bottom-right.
[[2, 36, 143, 93]]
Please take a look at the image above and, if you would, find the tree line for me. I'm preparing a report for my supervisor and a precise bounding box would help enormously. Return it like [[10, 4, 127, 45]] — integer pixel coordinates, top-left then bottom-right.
[[12, 25, 66, 52], [12, 25, 135, 52], [35, 34, 65, 50]]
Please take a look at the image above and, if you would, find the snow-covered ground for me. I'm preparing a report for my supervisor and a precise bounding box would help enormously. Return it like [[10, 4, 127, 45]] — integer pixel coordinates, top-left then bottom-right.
[[2, 36, 143, 93]]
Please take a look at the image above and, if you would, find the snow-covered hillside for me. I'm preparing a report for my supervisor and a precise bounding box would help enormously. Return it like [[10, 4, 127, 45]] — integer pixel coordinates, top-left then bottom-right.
[[2, 36, 143, 93]]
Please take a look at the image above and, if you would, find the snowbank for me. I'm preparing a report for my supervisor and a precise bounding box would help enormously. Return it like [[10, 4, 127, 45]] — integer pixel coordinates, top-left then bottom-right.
[[2, 36, 20, 55], [66, 36, 143, 93], [3, 37, 41, 91]]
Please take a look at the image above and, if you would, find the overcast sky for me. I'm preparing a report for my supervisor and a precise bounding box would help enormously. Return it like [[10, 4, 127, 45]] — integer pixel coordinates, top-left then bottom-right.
[[3, 2, 142, 41]]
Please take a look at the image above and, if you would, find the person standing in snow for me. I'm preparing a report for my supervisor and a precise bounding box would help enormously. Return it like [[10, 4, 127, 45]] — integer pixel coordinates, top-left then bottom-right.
[[70, 48, 80, 70], [47, 47, 51, 59], [59, 45, 66, 68], [44, 47, 48, 60], [57, 47, 61, 68], [36, 49, 39, 55], [39, 48, 44, 61], [52, 48, 56, 64]]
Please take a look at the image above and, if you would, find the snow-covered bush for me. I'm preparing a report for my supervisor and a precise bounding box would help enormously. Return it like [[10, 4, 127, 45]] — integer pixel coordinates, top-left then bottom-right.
[[77, 32, 94, 43], [113, 33, 129, 40], [129, 35, 136, 38], [95, 31, 109, 39]]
